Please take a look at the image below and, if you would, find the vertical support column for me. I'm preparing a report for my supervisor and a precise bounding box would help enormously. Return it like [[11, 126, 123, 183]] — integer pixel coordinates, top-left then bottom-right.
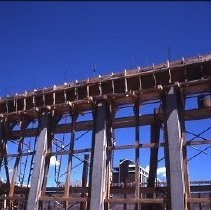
[[162, 87, 186, 210], [0, 119, 10, 185], [198, 193, 202, 210], [87, 105, 97, 210], [148, 113, 160, 190], [121, 160, 129, 210], [209, 192, 211, 209], [178, 90, 191, 210], [9, 119, 28, 209], [64, 112, 78, 209], [105, 102, 115, 210], [41, 112, 60, 210], [0, 118, 10, 209], [80, 154, 90, 210], [142, 112, 161, 210], [26, 112, 51, 210], [90, 101, 108, 210], [133, 97, 140, 210]]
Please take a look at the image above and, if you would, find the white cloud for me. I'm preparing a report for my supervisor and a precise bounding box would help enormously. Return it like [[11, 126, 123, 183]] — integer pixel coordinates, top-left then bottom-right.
[[145, 165, 149, 173], [144, 165, 166, 178], [9, 168, 13, 173], [50, 156, 60, 166], [157, 167, 166, 178]]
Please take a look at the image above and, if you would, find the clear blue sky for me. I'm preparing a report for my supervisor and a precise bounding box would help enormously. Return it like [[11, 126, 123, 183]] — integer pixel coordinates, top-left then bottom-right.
[[0, 1, 211, 96], [0, 1, 211, 185]]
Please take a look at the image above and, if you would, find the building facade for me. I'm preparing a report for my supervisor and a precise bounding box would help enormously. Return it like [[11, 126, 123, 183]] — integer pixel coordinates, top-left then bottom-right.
[[112, 159, 149, 186]]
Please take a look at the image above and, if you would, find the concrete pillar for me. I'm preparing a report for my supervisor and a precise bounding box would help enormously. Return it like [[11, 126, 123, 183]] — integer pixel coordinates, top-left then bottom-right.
[[90, 102, 108, 210], [26, 112, 51, 210], [162, 87, 186, 210]]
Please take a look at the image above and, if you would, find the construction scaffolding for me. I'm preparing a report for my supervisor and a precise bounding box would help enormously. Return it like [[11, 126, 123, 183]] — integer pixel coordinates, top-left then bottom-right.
[[0, 54, 211, 209]]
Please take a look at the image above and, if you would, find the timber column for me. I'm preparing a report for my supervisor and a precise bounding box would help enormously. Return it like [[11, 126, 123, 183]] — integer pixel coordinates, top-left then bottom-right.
[[26, 112, 53, 210], [90, 101, 108, 210], [162, 87, 187, 210]]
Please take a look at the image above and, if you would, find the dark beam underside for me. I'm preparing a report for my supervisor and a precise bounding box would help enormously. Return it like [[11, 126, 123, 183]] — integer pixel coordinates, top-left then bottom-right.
[[0, 185, 210, 197]]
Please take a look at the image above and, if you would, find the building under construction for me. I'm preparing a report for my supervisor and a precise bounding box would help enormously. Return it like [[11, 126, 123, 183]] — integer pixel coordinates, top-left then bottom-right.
[[0, 54, 211, 210]]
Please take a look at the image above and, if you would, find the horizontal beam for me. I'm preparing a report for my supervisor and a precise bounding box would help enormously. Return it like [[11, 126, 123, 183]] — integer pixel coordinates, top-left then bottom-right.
[[2, 139, 211, 159], [2, 195, 211, 204], [0, 185, 210, 197], [3, 140, 209, 158], [39, 196, 88, 202], [0, 54, 211, 117], [112, 139, 211, 150], [104, 198, 164, 204], [187, 198, 211, 203], [7, 107, 211, 139], [1, 148, 91, 159]]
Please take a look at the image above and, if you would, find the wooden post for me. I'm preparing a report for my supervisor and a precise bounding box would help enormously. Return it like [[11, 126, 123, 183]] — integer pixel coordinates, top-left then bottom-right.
[[64, 112, 78, 209], [143, 113, 161, 210], [80, 154, 89, 210]]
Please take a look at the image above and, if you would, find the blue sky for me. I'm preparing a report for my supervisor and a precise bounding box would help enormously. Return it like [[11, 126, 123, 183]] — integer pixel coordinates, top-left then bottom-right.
[[0, 1, 211, 95], [0, 1, 211, 185]]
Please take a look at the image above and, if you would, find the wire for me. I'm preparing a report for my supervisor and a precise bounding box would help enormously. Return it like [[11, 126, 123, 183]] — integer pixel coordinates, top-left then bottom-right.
[[71, 161, 83, 170], [188, 145, 211, 161], [186, 126, 211, 161], [75, 130, 90, 142], [69, 202, 79, 209], [189, 145, 211, 157], [64, 130, 90, 149], [72, 154, 90, 164], [186, 126, 211, 143], [157, 126, 211, 163], [157, 157, 164, 163]]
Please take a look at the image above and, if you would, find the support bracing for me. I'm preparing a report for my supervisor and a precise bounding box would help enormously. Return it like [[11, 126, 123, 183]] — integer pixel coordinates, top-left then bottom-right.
[[142, 112, 161, 210], [64, 111, 78, 209], [80, 154, 89, 210], [162, 87, 188, 210], [148, 113, 160, 190]]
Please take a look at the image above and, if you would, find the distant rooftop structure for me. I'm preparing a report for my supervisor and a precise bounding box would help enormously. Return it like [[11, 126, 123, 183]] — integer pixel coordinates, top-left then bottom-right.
[[112, 159, 149, 185]]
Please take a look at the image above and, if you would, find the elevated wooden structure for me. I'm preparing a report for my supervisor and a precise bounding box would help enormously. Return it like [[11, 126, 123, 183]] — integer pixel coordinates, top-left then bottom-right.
[[0, 54, 211, 209]]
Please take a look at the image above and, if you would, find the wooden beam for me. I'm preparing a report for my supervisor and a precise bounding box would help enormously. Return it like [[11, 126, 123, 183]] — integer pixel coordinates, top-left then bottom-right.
[[8, 107, 211, 139], [104, 198, 164, 204]]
